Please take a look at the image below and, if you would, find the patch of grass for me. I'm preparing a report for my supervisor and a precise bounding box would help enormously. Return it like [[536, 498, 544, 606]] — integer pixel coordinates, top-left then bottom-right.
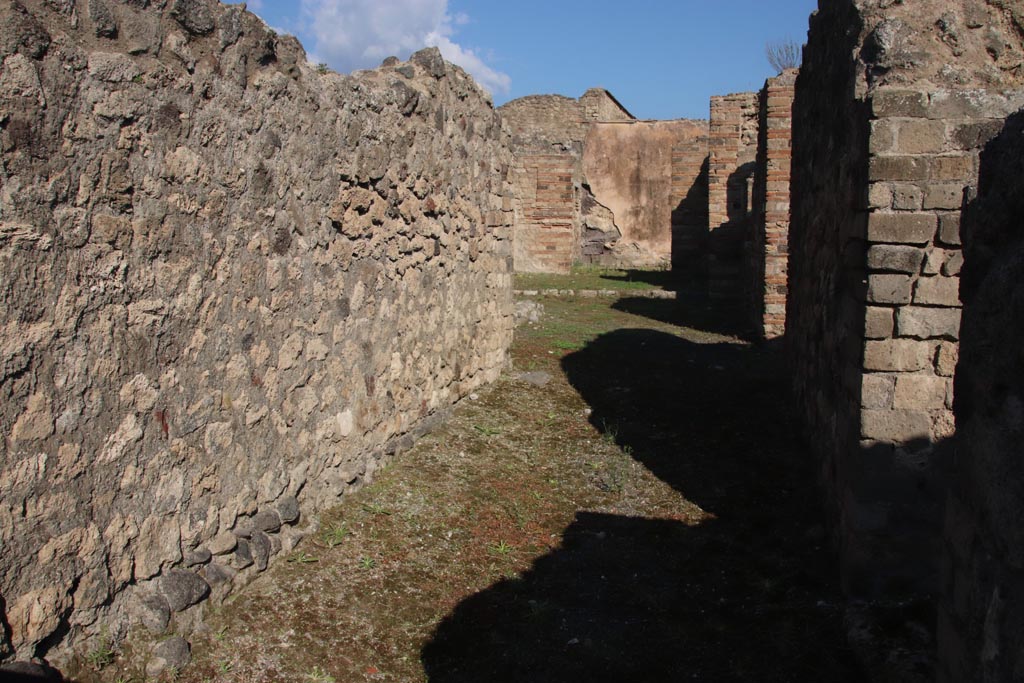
[[473, 424, 501, 436], [361, 502, 392, 516], [515, 266, 676, 293], [489, 541, 514, 556], [320, 522, 350, 549], [359, 556, 377, 570], [287, 552, 319, 564], [305, 666, 335, 682], [85, 634, 116, 671]]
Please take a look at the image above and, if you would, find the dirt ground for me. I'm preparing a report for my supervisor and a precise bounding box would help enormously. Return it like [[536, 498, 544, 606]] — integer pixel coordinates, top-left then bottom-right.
[[77, 273, 866, 683]]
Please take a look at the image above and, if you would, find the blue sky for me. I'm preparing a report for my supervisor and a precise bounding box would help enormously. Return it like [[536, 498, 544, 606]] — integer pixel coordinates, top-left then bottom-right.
[[247, 0, 819, 120]]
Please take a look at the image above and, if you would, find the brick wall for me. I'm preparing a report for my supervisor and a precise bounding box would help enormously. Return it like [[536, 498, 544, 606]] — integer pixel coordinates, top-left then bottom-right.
[[511, 153, 578, 273], [749, 71, 796, 339], [708, 93, 759, 305], [671, 134, 710, 274], [940, 109, 1024, 683]]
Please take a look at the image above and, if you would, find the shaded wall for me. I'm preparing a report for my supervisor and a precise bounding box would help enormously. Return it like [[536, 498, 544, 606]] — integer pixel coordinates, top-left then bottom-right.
[[942, 109, 1024, 683], [0, 0, 513, 665], [707, 93, 759, 305], [788, 0, 1024, 597]]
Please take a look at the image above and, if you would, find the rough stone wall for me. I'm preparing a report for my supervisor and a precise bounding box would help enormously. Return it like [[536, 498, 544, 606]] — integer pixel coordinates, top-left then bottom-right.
[[941, 109, 1024, 683], [788, 0, 1024, 597], [708, 92, 759, 305], [749, 71, 796, 340], [0, 0, 513, 666], [579, 87, 633, 122], [583, 120, 708, 270]]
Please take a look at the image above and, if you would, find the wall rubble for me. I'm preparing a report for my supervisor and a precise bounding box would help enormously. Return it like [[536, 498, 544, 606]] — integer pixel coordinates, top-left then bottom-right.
[[0, 0, 513, 668]]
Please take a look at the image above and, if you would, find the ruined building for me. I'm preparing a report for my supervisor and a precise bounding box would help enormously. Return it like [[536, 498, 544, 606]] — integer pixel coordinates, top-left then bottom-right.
[[500, 89, 708, 274], [4, 0, 1024, 679]]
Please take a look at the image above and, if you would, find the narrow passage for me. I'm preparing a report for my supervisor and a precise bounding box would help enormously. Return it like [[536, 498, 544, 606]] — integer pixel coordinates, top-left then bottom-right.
[[167, 271, 862, 683]]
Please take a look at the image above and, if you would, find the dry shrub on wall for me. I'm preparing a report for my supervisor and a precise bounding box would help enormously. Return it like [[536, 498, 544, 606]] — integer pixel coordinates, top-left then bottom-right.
[[767, 39, 803, 73]]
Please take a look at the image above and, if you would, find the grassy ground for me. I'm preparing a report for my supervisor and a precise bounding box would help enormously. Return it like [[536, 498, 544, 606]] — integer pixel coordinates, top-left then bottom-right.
[[513, 266, 679, 293], [78, 278, 864, 683]]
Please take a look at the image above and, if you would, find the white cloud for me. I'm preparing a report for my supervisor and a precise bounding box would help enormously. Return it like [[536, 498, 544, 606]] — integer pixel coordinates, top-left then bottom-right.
[[299, 0, 510, 95]]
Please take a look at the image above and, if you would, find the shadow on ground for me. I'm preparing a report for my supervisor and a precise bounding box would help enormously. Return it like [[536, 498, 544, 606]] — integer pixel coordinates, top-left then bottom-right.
[[611, 294, 751, 340], [422, 311, 863, 680]]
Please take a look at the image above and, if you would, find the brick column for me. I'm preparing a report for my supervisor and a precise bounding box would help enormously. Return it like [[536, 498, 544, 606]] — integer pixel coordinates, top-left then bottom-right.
[[708, 93, 759, 306], [750, 71, 796, 339]]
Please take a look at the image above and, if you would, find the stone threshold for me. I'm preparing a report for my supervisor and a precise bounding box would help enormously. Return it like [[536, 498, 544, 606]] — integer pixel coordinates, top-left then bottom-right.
[[514, 289, 676, 299]]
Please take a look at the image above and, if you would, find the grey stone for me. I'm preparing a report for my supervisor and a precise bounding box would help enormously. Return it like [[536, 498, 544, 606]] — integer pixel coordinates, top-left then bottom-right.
[[410, 47, 445, 78], [276, 495, 300, 524], [146, 636, 191, 678], [158, 569, 210, 612], [250, 531, 271, 571], [232, 539, 253, 569], [201, 562, 236, 586], [231, 519, 254, 539], [207, 532, 237, 555], [170, 0, 215, 35], [517, 371, 552, 387], [88, 0, 118, 38], [135, 591, 171, 634], [867, 245, 924, 274], [896, 306, 961, 340], [251, 509, 281, 533], [183, 548, 212, 567]]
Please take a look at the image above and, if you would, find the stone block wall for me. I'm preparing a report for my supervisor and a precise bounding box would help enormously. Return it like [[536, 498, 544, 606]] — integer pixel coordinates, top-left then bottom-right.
[[0, 0, 513, 666], [749, 70, 796, 339], [708, 92, 759, 305], [789, 0, 1024, 597], [940, 109, 1024, 683]]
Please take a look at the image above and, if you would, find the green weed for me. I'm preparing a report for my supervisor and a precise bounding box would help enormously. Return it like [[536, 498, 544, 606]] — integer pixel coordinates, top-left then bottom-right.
[[305, 666, 335, 682], [287, 552, 319, 564], [320, 522, 351, 548]]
